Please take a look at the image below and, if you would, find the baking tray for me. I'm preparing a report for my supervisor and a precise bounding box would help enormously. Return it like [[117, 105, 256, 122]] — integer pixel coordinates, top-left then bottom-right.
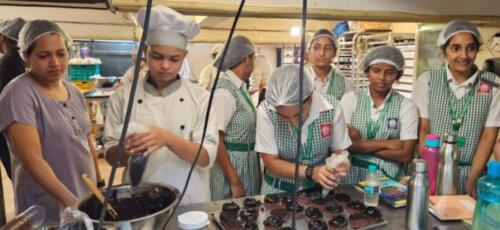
[[211, 188, 388, 230]]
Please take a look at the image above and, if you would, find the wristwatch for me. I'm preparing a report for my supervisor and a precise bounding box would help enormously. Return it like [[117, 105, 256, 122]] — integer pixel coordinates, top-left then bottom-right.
[[305, 165, 315, 181]]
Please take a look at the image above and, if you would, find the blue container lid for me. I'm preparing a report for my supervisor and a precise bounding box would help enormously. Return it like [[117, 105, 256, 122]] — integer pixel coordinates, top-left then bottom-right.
[[368, 164, 377, 173], [487, 161, 500, 177], [425, 139, 440, 148]]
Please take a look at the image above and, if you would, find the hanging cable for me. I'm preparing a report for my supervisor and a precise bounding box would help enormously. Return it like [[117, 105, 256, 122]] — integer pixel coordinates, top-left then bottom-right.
[[97, 0, 153, 229], [291, 0, 308, 229], [161, 0, 247, 228]]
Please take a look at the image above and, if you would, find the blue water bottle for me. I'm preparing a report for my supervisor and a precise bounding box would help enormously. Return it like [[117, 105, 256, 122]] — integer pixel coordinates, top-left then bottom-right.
[[472, 161, 500, 230]]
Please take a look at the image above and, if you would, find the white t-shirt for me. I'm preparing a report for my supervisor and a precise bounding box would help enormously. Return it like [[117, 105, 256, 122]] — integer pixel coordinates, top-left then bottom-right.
[[412, 67, 500, 127], [213, 70, 247, 132], [307, 64, 354, 95], [255, 92, 352, 155], [340, 89, 419, 140]]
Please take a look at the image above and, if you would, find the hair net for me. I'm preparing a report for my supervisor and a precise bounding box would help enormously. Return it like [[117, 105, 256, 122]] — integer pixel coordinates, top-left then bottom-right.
[[437, 20, 483, 47], [210, 43, 224, 56], [308, 29, 338, 50], [213, 36, 255, 71], [265, 64, 314, 107], [0, 17, 27, 41], [362, 46, 405, 71], [18, 20, 71, 59], [137, 5, 199, 50]]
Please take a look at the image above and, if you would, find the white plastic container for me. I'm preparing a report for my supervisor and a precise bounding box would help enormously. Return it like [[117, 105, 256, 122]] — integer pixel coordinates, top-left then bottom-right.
[[177, 211, 209, 230]]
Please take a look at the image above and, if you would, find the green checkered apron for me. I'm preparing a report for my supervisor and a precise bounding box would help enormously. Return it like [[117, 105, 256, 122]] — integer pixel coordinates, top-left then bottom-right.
[[344, 89, 405, 184], [305, 64, 346, 100], [210, 76, 260, 200], [260, 94, 339, 194], [428, 68, 496, 194]]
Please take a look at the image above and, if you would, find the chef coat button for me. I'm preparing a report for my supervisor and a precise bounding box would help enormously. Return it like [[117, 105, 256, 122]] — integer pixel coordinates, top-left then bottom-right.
[[138, 99, 143, 104], [180, 125, 185, 130], [180, 98, 184, 102], [63, 103, 67, 107]]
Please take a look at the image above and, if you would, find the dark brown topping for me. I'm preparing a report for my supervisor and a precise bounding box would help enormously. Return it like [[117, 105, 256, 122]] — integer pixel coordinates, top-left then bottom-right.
[[243, 198, 262, 208], [222, 201, 240, 213], [219, 211, 239, 224], [307, 220, 328, 230], [347, 200, 366, 210], [363, 206, 382, 218], [325, 201, 343, 213], [263, 215, 283, 227], [334, 193, 351, 202], [328, 215, 348, 227], [242, 222, 258, 230], [280, 194, 294, 206], [264, 194, 280, 204], [239, 209, 258, 222], [305, 207, 323, 218], [286, 203, 304, 212]]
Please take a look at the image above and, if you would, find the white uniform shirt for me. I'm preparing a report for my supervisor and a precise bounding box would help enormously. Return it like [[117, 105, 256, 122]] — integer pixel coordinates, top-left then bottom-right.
[[255, 92, 352, 155], [340, 89, 419, 140], [412, 67, 500, 127], [103, 76, 218, 205], [213, 70, 247, 132], [307, 64, 354, 95]]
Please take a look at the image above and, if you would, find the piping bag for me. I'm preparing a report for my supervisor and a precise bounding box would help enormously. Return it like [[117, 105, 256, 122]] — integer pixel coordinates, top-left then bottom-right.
[[322, 150, 350, 197], [122, 123, 150, 187]]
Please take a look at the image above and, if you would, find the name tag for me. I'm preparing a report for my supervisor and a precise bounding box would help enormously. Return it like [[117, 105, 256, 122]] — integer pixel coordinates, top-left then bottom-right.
[[478, 81, 491, 94], [387, 118, 399, 129], [320, 123, 332, 138]]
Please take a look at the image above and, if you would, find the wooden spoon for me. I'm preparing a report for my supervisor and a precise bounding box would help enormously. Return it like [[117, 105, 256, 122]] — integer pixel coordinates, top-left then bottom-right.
[[81, 174, 118, 219]]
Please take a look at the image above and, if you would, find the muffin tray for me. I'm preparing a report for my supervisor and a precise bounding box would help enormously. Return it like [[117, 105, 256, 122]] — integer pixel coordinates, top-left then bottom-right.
[[212, 190, 387, 230]]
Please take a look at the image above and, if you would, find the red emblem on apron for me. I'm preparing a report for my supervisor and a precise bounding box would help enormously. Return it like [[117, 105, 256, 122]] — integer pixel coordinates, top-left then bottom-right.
[[320, 124, 332, 138], [478, 81, 491, 94]]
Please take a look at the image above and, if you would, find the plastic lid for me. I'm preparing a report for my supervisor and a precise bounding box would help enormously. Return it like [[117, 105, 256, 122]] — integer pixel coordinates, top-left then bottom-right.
[[368, 164, 377, 173], [425, 139, 440, 148], [426, 134, 440, 140], [178, 211, 209, 229], [487, 161, 500, 177]]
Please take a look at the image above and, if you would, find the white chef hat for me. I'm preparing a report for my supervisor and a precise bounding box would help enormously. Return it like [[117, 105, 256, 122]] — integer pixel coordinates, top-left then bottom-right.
[[437, 20, 483, 47], [136, 5, 200, 50], [265, 64, 314, 107], [0, 17, 27, 41], [362, 46, 405, 71]]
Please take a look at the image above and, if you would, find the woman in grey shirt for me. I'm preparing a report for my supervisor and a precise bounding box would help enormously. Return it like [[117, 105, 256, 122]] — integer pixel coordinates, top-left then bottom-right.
[[0, 20, 96, 222]]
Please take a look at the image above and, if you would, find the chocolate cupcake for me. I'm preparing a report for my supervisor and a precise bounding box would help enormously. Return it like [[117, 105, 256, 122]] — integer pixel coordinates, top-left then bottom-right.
[[243, 197, 262, 210], [363, 206, 382, 225], [334, 193, 351, 208], [347, 200, 366, 215], [219, 211, 241, 230], [280, 194, 294, 208], [349, 213, 368, 229], [298, 191, 311, 206], [328, 215, 348, 230], [325, 201, 344, 219], [242, 222, 258, 230], [239, 209, 258, 224], [263, 215, 283, 230], [264, 194, 281, 211], [271, 208, 289, 222], [310, 193, 327, 211], [222, 201, 240, 218], [304, 206, 323, 223], [286, 203, 304, 219], [324, 190, 336, 202], [308, 219, 328, 230]]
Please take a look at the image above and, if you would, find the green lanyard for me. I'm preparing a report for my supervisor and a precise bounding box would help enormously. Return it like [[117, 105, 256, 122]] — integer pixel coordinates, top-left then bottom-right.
[[364, 91, 393, 140], [291, 122, 315, 165], [239, 86, 255, 112], [445, 75, 479, 132]]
